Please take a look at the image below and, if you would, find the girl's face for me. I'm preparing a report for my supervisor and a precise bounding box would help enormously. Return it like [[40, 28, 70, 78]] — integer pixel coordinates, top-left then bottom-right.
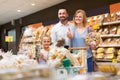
[[42, 37, 51, 48], [75, 12, 84, 24]]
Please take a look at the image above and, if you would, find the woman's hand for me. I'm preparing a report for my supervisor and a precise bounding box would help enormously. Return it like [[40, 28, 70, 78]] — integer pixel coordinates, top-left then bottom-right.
[[89, 42, 97, 50], [67, 28, 73, 39]]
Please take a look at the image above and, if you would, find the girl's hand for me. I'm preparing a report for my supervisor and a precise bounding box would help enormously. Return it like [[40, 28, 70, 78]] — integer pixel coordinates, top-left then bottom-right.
[[39, 53, 46, 60]]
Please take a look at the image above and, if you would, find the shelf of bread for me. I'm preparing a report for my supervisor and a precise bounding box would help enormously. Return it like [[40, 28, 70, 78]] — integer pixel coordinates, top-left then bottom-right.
[[95, 11, 120, 63], [18, 26, 51, 59], [87, 11, 120, 29], [95, 47, 120, 62]]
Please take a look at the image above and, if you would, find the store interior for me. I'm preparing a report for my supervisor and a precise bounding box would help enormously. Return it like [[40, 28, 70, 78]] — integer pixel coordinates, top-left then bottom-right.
[[0, 0, 120, 80], [0, 0, 119, 53]]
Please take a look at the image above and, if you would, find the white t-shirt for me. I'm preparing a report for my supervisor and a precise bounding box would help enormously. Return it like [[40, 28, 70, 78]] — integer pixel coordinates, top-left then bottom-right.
[[39, 49, 49, 64], [50, 21, 74, 47]]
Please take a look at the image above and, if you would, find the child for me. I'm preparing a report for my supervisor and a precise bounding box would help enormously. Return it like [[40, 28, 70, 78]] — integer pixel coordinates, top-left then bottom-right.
[[38, 35, 51, 64]]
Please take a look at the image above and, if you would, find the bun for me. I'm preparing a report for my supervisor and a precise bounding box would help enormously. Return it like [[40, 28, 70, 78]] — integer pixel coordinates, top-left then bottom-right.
[[97, 48, 105, 53]]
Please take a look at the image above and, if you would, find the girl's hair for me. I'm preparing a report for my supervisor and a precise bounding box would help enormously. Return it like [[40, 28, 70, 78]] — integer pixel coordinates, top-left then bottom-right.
[[73, 9, 87, 27], [41, 35, 51, 41]]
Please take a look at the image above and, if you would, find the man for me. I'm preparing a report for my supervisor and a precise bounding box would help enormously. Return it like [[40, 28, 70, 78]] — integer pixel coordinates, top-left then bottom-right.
[[50, 8, 73, 48]]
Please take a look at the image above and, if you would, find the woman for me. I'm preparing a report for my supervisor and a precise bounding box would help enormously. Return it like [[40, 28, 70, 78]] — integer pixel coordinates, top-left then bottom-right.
[[67, 9, 96, 72]]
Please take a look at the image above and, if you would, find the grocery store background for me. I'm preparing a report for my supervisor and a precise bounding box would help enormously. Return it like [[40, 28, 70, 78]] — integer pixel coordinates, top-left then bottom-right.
[[0, 0, 120, 54]]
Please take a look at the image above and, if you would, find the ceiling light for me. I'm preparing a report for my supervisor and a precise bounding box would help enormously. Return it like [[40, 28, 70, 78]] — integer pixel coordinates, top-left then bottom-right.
[[31, 3, 35, 6], [17, 10, 21, 12]]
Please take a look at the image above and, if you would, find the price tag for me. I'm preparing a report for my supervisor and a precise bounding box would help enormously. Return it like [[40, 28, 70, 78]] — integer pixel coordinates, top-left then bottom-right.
[[112, 58, 117, 63], [93, 24, 100, 29], [5, 36, 13, 42]]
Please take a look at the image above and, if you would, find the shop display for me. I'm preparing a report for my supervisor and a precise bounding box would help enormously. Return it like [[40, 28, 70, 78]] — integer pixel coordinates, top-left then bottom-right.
[[90, 11, 120, 62], [1, 9, 120, 79], [18, 26, 50, 59]]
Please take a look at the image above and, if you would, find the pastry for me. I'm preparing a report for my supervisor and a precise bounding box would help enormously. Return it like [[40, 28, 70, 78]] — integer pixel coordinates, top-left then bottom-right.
[[85, 32, 101, 46], [109, 26, 117, 34]]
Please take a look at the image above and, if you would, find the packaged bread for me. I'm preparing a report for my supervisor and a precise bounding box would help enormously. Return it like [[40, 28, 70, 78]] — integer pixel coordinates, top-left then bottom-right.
[[109, 26, 117, 34], [97, 48, 105, 53], [117, 25, 120, 34], [98, 28, 103, 34], [96, 48, 105, 59], [116, 11, 120, 20], [96, 53, 104, 59], [110, 38, 118, 45], [65, 52, 80, 66], [111, 13, 118, 21], [106, 47, 116, 54], [24, 28, 35, 37], [103, 38, 112, 45], [99, 15, 104, 24], [98, 65, 117, 73], [103, 13, 111, 22], [118, 38, 120, 44], [117, 49, 120, 61], [104, 53, 114, 60], [101, 27, 109, 35], [48, 47, 70, 67], [93, 16, 100, 25]]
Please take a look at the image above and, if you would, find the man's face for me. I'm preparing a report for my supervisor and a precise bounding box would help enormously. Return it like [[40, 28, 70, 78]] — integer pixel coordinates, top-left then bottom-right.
[[58, 9, 68, 22]]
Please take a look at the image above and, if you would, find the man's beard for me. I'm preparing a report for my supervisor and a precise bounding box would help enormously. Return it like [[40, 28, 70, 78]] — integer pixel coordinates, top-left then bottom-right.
[[59, 17, 68, 22]]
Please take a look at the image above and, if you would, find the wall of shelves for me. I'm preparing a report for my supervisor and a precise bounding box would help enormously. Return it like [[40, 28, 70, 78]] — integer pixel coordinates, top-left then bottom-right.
[[91, 11, 120, 63]]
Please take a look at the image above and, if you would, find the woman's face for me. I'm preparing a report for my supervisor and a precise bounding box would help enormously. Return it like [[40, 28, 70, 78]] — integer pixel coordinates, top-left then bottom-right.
[[75, 12, 84, 24]]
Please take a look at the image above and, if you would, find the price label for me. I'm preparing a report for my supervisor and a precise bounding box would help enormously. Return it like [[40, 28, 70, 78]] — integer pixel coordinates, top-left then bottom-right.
[[93, 24, 100, 29], [112, 58, 117, 63], [5, 36, 13, 42]]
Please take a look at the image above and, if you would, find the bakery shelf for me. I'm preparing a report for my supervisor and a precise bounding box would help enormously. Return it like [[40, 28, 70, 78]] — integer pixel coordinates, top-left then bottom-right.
[[96, 59, 120, 63], [100, 34, 120, 38], [98, 45, 120, 47], [96, 59, 112, 62], [102, 20, 120, 26]]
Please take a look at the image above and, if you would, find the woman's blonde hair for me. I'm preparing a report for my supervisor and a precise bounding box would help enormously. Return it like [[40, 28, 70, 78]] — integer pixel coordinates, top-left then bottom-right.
[[73, 9, 87, 27]]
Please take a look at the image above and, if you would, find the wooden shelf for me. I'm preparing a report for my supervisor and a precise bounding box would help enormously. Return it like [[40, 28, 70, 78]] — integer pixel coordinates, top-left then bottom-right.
[[96, 59, 112, 62], [98, 45, 120, 47], [96, 59, 120, 63], [102, 21, 120, 26], [100, 34, 120, 38]]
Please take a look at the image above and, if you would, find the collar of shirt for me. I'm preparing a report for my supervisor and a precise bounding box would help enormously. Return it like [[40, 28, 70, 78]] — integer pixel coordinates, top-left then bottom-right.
[[58, 21, 70, 26]]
